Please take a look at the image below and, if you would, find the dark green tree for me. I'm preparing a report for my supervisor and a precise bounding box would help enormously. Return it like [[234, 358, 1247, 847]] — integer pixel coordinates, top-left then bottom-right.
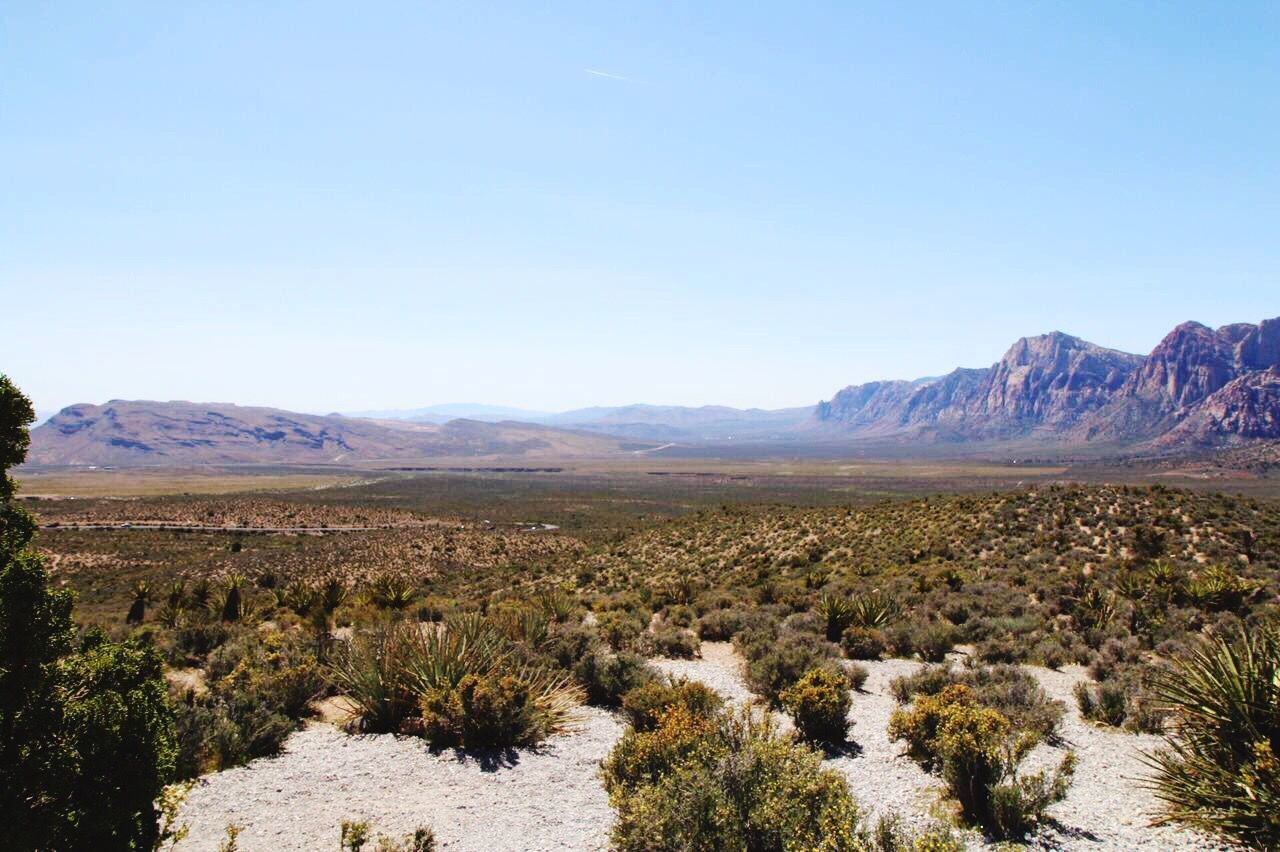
[[0, 375, 176, 849]]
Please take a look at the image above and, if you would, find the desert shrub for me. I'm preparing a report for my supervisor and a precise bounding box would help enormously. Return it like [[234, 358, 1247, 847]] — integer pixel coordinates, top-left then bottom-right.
[[738, 629, 840, 705], [863, 812, 965, 851], [341, 819, 436, 852], [542, 622, 599, 669], [849, 591, 902, 629], [649, 625, 700, 658], [1073, 681, 1127, 727], [173, 618, 232, 660], [889, 684, 1074, 837], [912, 621, 958, 663], [840, 626, 887, 660], [329, 616, 583, 747], [1145, 624, 1280, 848], [890, 664, 1063, 745], [817, 594, 857, 641], [572, 648, 657, 706], [973, 636, 1021, 664], [172, 630, 323, 777], [846, 663, 869, 692], [780, 667, 852, 746], [987, 754, 1077, 839], [621, 676, 723, 732], [604, 704, 864, 850], [597, 609, 646, 651], [420, 672, 544, 748], [661, 604, 697, 629], [698, 607, 748, 640]]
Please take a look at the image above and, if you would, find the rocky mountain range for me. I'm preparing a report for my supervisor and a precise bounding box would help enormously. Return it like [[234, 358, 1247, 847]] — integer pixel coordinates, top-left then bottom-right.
[[25, 401, 638, 466], [815, 315, 1280, 448], [23, 315, 1280, 466]]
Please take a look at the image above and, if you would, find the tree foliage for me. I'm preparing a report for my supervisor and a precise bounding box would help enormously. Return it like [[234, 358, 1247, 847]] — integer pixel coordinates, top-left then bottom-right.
[[0, 374, 176, 849]]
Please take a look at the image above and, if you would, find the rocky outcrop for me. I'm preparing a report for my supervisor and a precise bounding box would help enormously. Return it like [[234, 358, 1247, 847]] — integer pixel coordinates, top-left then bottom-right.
[[816, 333, 1142, 440], [1153, 368, 1280, 447], [816, 316, 1280, 448]]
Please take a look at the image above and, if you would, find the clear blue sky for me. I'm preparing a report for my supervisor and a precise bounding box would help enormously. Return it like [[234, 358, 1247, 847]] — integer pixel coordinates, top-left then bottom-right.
[[3, 2, 1277, 416]]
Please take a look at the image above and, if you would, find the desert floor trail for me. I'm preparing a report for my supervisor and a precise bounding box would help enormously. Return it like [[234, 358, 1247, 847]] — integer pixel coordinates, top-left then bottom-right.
[[173, 709, 623, 851]]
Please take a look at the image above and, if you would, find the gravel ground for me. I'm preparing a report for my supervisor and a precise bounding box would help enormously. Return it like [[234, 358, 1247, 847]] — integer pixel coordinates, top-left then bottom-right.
[[175, 644, 1220, 851], [174, 709, 622, 851], [649, 641, 756, 704], [1014, 664, 1225, 851]]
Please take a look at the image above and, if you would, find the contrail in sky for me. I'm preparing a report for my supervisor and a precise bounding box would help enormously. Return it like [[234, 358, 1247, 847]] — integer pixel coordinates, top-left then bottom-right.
[[585, 68, 632, 81]]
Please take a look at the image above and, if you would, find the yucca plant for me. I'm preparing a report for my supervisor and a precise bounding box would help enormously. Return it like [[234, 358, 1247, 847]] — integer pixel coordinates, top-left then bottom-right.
[[1069, 586, 1115, 632], [320, 577, 350, 613], [1184, 565, 1258, 613], [328, 622, 417, 732], [370, 574, 416, 610], [1145, 624, 1280, 848], [126, 581, 150, 624], [849, 591, 901, 629], [491, 604, 550, 648], [220, 574, 246, 622], [816, 594, 855, 641], [536, 588, 575, 623]]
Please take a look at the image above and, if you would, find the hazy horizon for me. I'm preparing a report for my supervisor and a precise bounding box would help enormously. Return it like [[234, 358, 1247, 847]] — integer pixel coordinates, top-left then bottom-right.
[[4, 3, 1277, 416]]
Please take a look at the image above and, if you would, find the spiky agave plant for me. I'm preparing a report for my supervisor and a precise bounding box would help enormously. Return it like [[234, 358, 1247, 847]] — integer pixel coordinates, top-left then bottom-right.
[[328, 622, 417, 732], [536, 588, 575, 623], [126, 581, 150, 624], [405, 616, 583, 741], [370, 574, 416, 610], [1145, 624, 1280, 848], [816, 594, 855, 641], [849, 591, 902, 629]]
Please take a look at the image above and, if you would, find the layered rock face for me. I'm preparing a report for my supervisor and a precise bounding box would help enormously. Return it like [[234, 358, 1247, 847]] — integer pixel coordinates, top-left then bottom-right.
[[816, 316, 1280, 447], [817, 333, 1142, 440]]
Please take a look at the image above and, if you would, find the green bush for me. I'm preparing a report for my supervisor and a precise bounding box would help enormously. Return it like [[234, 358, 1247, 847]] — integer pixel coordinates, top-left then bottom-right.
[[1073, 681, 1127, 727], [604, 705, 864, 851], [621, 676, 722, 732], [0, 377, 177, 850], [889, 684, 1073, 837], [597, 609, 647, 651], [780, 668, 851, 746], [890, 664, 1063, 745], [840, 626, 887, 660], [738, 630, 840, 705], [912, 622, 957, 663], [649, 625, 700, 658], [420, 672, 543, 748], [572, 648, 657, 706], [1146, 624, 1280, 848]]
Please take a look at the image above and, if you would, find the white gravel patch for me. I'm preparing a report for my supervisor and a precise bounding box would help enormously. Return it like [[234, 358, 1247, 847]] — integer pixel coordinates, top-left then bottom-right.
[[1015, 664, 1225, 851], [649, 641, 755, 704], [174, 645, 1223, 851], [174, 709, 623, 852], [829, 659, 958, 837]]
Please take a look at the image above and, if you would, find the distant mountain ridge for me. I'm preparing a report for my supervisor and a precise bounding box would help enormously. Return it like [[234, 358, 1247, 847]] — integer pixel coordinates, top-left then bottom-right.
[[26, 401, 638, 466], [815, 315, 1280, 447], [25, 315, 1280, 466]]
